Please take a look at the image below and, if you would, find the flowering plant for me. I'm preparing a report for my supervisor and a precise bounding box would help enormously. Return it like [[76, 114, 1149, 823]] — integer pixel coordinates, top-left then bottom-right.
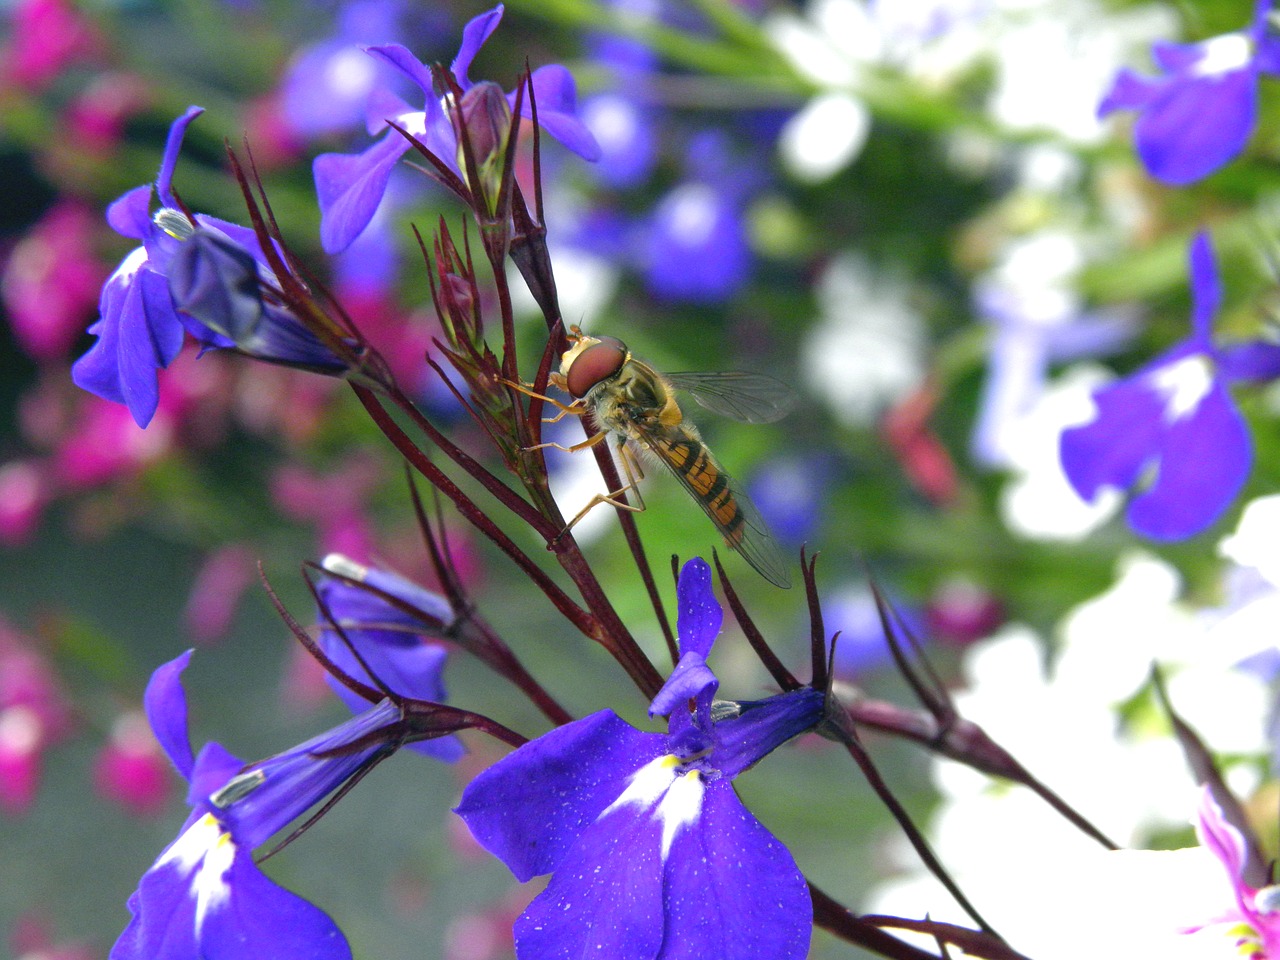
[[5, 2, 1280, 960]]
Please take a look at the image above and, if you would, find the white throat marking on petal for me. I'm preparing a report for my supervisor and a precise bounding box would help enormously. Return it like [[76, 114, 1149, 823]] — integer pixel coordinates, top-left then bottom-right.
[[602, 755, 678, 818], [157, 811, 222, 873], [600, 756, 706, 861], [1194, 33, 1252, 77], [1150, 354, 1214, 422], [192, 827, 237, 936], [112, 246, 150, 283], [399, 109, 429, 138], [656, 769, 705, 860]]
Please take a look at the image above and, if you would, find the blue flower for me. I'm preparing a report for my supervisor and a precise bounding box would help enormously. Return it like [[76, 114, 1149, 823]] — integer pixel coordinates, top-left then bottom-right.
[[1099, 0, 1280, 184], [314, 4, 601, 254], [277, 0, 418, 141], [316, 553, 464, 762], [1060, 231, 1280, 540], [578, 0, 661, 190], [641, 133, 757, 304], [111, 650, 405, 960], [72, 107, 346, 428], [971, 270, 1135, 469], [70, 106, 207, 428], [455, 558, 822, 960]]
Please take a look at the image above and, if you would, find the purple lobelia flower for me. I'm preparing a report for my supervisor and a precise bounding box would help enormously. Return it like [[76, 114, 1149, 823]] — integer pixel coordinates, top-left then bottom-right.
[[455, 558, 822, 960], [1099, 0, 1280, 185], [72, 107, 347, 428], [111, 649, 403, 960], [1060, 231, 1280, 540], [316, 553, 463, 762], [277, 0, 413, 141], [642, 132, 756, 304], [313, 3, 601, 254]]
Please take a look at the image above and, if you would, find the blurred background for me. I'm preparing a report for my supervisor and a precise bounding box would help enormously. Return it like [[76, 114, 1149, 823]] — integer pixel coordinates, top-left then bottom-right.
[[3, 0, 1280, 957]]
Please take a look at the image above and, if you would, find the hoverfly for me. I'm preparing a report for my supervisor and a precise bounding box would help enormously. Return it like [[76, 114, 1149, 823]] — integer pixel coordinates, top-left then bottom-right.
[[523, 327, 796, 589]]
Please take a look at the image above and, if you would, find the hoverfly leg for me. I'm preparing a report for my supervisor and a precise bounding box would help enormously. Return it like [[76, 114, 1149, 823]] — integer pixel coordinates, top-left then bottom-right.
[[524, 430, 609, 455], [550, 443, 646, 545], [499, 377, 581, 420]]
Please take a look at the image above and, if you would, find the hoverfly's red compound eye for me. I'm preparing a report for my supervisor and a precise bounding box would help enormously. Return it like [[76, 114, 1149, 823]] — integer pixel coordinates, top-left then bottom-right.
[[565, 337, 627, 398]]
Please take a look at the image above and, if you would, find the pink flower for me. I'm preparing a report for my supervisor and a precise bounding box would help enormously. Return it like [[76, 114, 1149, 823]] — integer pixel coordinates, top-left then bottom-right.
[[1, 200, 106, 363], [93, 711, 172, 817], [183, 543, 258, 644], [0, 0, 100, 91], [0, 626, 73, 814], [0, 705, 45, 813], [271, 456, 380, 560], [53, 394, 173, 490], [1187, 787, 1280, 958], [0, 460, 48, 545], [63, 72, 150, 155]]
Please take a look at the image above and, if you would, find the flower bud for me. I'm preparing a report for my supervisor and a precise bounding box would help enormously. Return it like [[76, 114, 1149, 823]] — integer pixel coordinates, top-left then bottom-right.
[[455, 80, 512, 214], [457, 80, 511, 173]]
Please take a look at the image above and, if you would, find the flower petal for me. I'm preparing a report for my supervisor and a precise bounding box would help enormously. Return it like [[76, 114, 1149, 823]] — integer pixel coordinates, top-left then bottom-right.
[[112, 818, 352, 960], [675, 557, 721, 659], [1059, 375, 1167, 503], [106, 185, 156, 240], [520, 64, 602, 161], [1133, 69, 1257, 184], [649, 652, 717, 721], [314, 134, 409, 254], [512, 796, 665, 960], [156, 106, 205, 209], [455, 710, 665, 881], [1098, 68, 1160, 116], [197, 843, 352, 960], [365, 43, 435, 100], [1217, 341, 1280, 383], [1187, 231, 1220, 344], [1126, 379, 1249, 539], [659, 780, 811, 960], [451, 5, 504, 88], [143, 649, 196, 781], [72, 258, 186, 427], [1195, 787, 1248, 888]]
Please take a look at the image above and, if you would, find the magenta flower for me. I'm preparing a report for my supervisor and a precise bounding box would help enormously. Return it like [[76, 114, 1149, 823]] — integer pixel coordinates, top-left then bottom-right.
[[93, 712, 172, 818], [0, 0, 99, 92], [1186, 787, 1280, 956], [1, 200, 107, 363]]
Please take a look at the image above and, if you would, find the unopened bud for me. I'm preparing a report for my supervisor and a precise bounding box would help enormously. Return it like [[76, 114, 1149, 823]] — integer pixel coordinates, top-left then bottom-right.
[[457, 81, 511, 171]]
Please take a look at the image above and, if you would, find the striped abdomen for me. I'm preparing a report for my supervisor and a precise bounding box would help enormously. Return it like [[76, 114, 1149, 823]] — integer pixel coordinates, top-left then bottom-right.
[[650, 429, 746, 548]]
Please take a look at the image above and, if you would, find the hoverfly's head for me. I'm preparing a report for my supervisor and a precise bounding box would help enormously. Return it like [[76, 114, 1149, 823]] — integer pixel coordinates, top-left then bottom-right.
[[560, 333, 629, 399]]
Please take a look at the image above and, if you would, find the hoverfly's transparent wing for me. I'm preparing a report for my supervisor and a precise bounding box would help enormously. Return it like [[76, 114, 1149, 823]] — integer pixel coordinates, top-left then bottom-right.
[[665, 371, 797, 424], [635, 423, 792, 589]]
